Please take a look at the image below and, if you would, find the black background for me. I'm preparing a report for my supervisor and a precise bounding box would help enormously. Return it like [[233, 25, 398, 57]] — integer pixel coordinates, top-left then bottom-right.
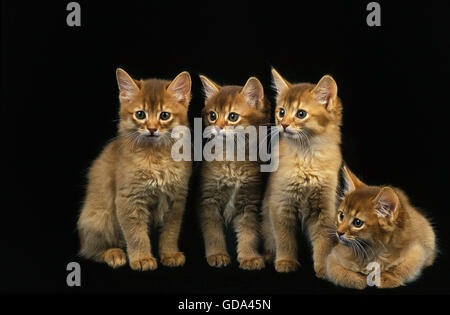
[[2, 0, 450, 298]]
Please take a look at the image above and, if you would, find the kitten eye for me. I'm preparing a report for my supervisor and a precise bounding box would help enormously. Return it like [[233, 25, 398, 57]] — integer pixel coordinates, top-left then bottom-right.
[[228, 112, 240, 122], [279, 108, 285, 118], [339, 212, 344, 221], [296, 110, 307, 119], [160, 112, 171, 120], [353, 218, 364, 228], [209, 111, 217, 121], [135, 111, 146, 120]]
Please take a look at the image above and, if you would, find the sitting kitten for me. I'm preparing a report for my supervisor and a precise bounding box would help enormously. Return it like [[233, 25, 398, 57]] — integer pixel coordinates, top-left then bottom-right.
[[325, 166, 436, 289], [262, 69, 342, 276], [77, 68, 192, 271], [198, 75, 270, 270]]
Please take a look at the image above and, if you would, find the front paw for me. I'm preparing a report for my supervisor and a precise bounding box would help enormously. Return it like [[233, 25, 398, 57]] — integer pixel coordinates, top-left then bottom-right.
[[160, 252, 186, 267], [103, 248, 127, 269], [129, 256, 158, 271], [275, 259, 300, 273], [207, 253, 231, 268], [350, 277, 367, 290], [378, 273, 403, 289], [238, 256, 265, 270], [314, 262, 326, 279]]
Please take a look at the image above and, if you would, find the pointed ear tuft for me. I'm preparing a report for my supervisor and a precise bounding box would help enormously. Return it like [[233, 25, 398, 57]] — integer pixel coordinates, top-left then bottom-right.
[[199, 75, 220, 100], [116, 68, 140, 102], [167, 71, 191, 106], [374, 187, 400, 220], [241, 77, 264, 106], [311, 75, 338, 108], [342, 165, 365, 195], [271, 67, 290, 95]]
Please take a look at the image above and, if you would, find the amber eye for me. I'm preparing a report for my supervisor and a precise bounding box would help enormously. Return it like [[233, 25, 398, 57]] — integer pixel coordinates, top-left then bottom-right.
[[135, 111, 146, 120], [228, 112, 239, 122], [160, 112, 171, 120], [353, 218, 364, 228], [209, 111, 217, 121], [279, 108, 285, 118], [296, 110, 307, 119], [339, 212, 344, 221]]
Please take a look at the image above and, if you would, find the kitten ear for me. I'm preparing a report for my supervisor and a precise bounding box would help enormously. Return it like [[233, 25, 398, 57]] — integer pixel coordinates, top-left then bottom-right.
[[374, 187, 400, 220], [241, 77, 264, 107], [116, 68, 140, 102], [199, 75, 221, 100], [167, 71, 192, 106], [342, 165, 365, 195], [271, 67, 290, 95], [311, 75, 338, 108]]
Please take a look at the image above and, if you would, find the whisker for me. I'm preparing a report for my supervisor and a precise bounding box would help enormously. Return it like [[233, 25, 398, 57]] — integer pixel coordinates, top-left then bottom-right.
[[258, 127, 280, 150], [357, 238, 375, 258]]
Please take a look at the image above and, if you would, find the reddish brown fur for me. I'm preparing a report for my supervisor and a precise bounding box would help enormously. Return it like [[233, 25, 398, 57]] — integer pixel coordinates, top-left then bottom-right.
[[325, 166, 436, 289], [262, 69, 343, 276], [202, 85, 270, 129], [198, 75, 270, 270], [77, 69, 192, 271]]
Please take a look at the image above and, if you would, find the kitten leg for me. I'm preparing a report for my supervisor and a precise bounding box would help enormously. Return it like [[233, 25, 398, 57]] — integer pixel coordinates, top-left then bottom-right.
[[116, 197, 157, 271], [78, 202, 127, 268], [309, 222, 336, 279], [378, 244, 426, 288], [326, 251, 367, 290], [261, 203, 276, 263], [309, 191, 338, 278], [199, 192, 230, 268], [233, 210, 265, 271], [159, 197, 187, 267], [271, 204, 300, 272]]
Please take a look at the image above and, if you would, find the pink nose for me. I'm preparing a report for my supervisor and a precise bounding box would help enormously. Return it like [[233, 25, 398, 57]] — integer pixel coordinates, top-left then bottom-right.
[[148, 128, 157, 134], [281, 123, 289, 130]]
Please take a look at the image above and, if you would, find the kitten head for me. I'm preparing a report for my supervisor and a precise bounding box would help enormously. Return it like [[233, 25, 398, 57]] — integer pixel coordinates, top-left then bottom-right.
[[271, 68, 342, 143], [116, 68, 191, 146], [335, 166, 405, 253], [199, 75, 270, 136]]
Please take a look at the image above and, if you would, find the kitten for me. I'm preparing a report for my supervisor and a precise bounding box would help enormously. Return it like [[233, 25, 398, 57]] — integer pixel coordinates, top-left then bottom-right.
[[198, 75, 270, 270], [77, 68, 192, 271], [261, 68, 342, 276], [325, 166, 436, 289]]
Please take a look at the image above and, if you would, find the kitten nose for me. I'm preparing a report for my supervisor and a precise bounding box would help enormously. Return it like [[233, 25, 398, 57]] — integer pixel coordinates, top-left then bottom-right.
[[148, 127, 157, 134], [281, 123, 289, 130], [337, 231, 344, 237]]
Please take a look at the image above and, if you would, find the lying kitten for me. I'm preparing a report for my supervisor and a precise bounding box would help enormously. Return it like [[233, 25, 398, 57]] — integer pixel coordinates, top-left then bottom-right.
[[198, 75, 270, 270], [262, 69, 342, 276], [325, 166, 436, 289], [77, 69, 192, 271]]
